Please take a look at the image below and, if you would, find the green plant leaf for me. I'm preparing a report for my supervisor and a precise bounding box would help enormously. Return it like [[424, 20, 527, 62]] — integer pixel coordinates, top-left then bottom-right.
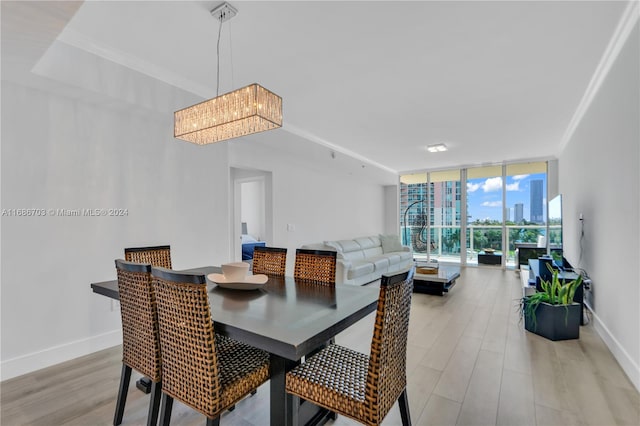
[[568, 275, 583, 303], [558, 284, 569, 304]]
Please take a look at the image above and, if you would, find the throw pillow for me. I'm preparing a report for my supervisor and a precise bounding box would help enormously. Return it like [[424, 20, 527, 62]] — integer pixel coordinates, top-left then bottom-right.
[[379, 234, 403, 253]]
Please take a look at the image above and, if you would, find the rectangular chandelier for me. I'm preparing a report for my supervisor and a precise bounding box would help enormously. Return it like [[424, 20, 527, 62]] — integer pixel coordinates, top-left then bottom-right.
[[174, 83, 282, 145]]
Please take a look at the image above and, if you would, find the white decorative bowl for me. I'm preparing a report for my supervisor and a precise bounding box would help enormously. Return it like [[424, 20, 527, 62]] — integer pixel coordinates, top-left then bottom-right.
[[221, 262, 250, 282]]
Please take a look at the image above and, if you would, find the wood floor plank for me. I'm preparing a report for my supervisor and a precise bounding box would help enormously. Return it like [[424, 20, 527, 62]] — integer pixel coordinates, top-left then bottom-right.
[[534, 404, 582, 426], [416, 394, 462, 426], [432, 335, 482, 402], [481, 312, 509, 354], [419, 320, 467, 372], [405, 364, 442, 420], [497, 369, 536, 426], [456, 349, 503, 426], [598, 378, 640, 426], [560, 358, 619, 426]]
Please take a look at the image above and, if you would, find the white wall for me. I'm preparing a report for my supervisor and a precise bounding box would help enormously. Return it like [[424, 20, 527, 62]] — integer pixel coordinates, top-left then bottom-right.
[[384, 185, 400, 235], [559, 22, 639, 390], [0, 82, 397, 380], [229, 131, 396, 275], [0, 81, 231, 379]]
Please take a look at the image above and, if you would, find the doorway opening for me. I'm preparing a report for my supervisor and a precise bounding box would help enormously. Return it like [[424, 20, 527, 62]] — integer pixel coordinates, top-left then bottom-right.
[[231, 168, 273, 262]]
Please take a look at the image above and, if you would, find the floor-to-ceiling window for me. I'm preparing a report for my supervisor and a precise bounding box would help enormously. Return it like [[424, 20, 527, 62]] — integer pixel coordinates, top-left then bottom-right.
[[400, 173, 430, 258], [466, 165, 504, 266], [399, 161, 548, 268], [504, 162, 548, 267], [430, 169, 462, 263]]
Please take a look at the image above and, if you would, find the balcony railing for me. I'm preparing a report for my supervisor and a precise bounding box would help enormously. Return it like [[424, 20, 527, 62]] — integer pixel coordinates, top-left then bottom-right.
[[402, 224, 557, 267]]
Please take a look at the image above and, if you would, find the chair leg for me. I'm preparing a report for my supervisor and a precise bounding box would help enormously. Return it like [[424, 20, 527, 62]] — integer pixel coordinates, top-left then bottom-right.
[[206, 417, 220, 426], [146, 381, 162, 426], [159, 393, 173, 426], [399, 388, 411, 426], [113, 364, 132, 426]]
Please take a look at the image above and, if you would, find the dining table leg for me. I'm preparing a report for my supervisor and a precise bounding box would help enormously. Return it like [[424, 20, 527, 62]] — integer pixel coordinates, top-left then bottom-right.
[[269, 354, 299, 426]]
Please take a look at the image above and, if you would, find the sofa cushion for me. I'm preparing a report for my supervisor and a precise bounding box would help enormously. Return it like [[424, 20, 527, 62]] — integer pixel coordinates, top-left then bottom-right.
[[379, 234, 403, 253], [326, 239, 361, 253], [362, 246, 384, 258], [347, 260, 375, 279], [397, 251, 413, 262], [354, 237, 378, 250], [381, 253, 401, 264], [367, 255, 391, 272]]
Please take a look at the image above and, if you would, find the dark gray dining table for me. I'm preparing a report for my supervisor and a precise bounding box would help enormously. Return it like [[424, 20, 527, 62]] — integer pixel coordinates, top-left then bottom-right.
[[91, 265, 379, 426]]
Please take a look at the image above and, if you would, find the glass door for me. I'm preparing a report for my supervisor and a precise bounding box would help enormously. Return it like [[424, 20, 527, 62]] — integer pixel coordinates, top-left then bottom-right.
[[466, 166, 504, 266], [430, 169, 462, 263], [400, 173, 428, 260], [505, 162, 548, 268]]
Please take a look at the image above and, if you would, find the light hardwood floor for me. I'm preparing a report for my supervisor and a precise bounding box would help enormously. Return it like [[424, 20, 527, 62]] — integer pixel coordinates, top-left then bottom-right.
[[2, 267, 639, 425]]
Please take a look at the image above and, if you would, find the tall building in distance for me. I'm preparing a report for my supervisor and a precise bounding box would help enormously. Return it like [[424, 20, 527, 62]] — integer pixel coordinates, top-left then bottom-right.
[[530, 179, 544, 223], [400, 181, 461, 227], [514, 203, 524, 223], [399, 179, 461, 250]]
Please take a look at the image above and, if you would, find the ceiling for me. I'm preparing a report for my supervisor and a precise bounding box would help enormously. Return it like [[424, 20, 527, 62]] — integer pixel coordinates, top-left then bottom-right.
[[1, 1, 629, 174]]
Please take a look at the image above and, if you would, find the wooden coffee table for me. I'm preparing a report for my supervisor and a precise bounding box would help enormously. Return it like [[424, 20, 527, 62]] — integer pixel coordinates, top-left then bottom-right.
[[413, 265, 460, 296]]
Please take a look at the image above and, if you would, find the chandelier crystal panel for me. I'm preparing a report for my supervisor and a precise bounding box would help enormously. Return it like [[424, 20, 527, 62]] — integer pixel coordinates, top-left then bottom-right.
[[174, 83, 282, 145]]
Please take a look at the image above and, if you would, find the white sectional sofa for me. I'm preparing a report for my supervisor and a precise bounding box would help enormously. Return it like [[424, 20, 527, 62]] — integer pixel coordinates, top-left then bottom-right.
[[301, 235, 413, 286]]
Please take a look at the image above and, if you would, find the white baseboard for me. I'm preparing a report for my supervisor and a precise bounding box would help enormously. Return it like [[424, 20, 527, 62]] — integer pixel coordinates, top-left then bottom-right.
[[0, 329, 122, 382], [585, 302, 640, 392]]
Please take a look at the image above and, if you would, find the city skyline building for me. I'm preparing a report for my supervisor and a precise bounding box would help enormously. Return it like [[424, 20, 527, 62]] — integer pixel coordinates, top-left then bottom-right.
[[400, 179, 461, 250], [514, 202, 524, 223], [530, 179, 544, 223]]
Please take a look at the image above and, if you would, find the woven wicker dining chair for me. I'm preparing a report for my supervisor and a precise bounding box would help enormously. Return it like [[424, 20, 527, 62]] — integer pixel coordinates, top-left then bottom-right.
[[124, 245, 172, 269], [293, 249, 337, 286], [113, 259, 162, 426], [252, 246, 288, 276], [150, 267, 270, 426], [286, 267, 415, 426]]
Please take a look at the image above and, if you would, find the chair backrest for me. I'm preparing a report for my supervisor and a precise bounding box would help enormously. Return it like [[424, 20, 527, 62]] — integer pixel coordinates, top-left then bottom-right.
[[115, 259, 162, 383], [125, 245, 172, 269], [294, 249, 337, 286], [252, 246, 288, 276], [151, 267, 222, 417], [364, 267, 415, 424]]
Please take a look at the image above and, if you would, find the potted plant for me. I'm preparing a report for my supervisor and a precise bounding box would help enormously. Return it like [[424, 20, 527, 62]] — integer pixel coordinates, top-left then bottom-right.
[[521, 265, 583, 341]]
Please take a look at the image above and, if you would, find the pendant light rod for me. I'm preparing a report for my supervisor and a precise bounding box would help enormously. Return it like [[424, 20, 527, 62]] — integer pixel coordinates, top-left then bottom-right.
[[211, 2, 238, 97]]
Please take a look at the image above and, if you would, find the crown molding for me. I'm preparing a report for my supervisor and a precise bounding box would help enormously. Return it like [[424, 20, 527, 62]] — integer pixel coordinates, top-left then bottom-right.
[[55, 27, 214, 99], [559, 1, 639, 153], [283, 123, 398, 175]]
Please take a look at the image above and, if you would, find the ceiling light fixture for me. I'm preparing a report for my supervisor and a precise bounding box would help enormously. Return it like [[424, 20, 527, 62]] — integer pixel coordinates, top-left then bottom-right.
[[427, 143, 448, 153], [174, 2, 282, 145]]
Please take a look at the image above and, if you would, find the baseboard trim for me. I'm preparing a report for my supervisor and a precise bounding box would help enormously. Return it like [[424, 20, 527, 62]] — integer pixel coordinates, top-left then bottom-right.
[[0, 329, 122, 382], [584, 302, 640, 392]]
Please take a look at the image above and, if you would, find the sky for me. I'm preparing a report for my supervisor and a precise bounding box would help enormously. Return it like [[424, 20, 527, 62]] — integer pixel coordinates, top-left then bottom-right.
[[467, 173, 547, 222]]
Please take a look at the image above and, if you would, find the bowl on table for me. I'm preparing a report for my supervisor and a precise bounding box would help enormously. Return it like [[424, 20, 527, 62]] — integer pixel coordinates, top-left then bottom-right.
[[207, 262, 268, 290], [221, 262, 250, 281]]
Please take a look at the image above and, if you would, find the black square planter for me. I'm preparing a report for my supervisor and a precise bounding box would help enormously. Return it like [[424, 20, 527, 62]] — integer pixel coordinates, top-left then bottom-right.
[[524, 302, 580, 341]]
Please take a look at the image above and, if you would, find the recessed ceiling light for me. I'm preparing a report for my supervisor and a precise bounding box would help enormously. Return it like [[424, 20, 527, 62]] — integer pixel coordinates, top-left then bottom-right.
[[427, 143, 448, 153]]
